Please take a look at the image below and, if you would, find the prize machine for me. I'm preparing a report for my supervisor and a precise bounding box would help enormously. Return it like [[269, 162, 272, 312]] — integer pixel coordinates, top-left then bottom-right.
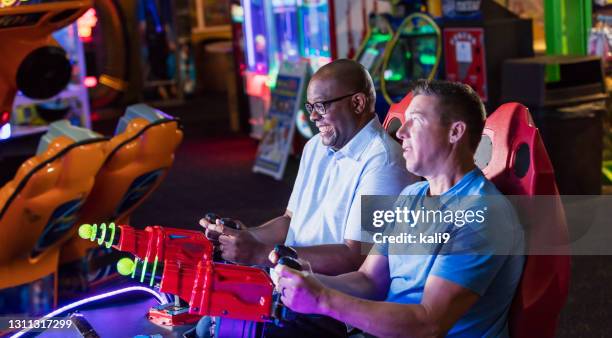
[[441, 0, 534, 110], [379, 12, 442, 113], [0, 1, 93, 141]]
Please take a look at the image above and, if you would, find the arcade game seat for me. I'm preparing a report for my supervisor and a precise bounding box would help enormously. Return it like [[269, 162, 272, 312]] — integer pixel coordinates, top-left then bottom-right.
[[382, 91, 413, 141], [474, 102, 571, 338], [59, 104, 183, 277], [0, 120, 107, 313]]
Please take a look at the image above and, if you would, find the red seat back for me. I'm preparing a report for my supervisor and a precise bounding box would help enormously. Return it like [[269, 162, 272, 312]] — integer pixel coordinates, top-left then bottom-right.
[[382, 92, 412, 139], [475, 103, 570, 338]]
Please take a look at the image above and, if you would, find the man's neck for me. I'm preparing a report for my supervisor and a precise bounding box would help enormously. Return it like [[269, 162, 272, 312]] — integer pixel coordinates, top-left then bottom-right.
[[331, 113, 375, 152], [425, 156, 476, 196]]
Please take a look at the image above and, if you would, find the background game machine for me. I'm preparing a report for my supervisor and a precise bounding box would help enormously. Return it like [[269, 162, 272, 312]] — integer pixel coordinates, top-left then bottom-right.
[[242, 0, 275, 139], [0, 0, 92, 140], [293, 0, 393, 140], [354, 13, 395, 122], [380, 11, 442, 113]]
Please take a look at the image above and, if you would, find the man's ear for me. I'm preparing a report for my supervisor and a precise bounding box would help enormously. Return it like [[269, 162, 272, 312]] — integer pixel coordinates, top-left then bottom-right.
[[352, 93, 367, 114], [448, 121, 467, 145]]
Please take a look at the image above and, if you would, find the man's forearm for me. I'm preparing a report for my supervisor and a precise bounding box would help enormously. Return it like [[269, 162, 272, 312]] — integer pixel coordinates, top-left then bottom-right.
[[295, 244, 364, 275], [318, 288, 439, 338], [316, 271, 385, 300], [247, 214, 290, 245]]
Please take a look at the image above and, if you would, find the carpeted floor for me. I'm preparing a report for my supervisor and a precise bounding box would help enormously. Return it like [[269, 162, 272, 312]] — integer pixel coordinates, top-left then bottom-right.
[[96, 93, 612, 337]]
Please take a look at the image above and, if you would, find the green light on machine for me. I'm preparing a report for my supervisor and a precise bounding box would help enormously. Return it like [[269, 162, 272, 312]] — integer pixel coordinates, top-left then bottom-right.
[[366, 48, 380, 56], [370, 33, 392, 44], [419, 54, 437, 65], [384, 70, 404, 82], [405, 51, 413, 59]]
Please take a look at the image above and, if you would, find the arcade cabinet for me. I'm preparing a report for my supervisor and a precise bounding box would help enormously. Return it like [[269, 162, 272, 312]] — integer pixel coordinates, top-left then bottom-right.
[[11, 22, 91, 130], [297, 0, 389, 71], [242, 0, 275, 139], [380, 12, 442, 107], [0, 0, 92, 139], [0, 120, 107, 316], [81, 0, 131, 110], [442, 0, 534, 109], [354, 13, 395, 121], [59, 104, 183, 289]]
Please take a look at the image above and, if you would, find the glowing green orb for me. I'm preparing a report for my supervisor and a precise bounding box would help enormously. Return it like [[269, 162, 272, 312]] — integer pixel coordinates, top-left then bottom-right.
[[117, 257, 135, 276], [78, 224, 93, 239]]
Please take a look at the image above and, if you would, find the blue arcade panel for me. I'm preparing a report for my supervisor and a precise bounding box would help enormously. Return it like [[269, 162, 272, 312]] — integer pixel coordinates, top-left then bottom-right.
[[242, 0, 273, 75], [271, 0, 300, 65], [298, 0, 332, 70]]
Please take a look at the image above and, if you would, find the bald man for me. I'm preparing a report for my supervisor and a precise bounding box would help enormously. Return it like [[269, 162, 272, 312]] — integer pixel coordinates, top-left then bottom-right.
[[201, 59, 415, 275]]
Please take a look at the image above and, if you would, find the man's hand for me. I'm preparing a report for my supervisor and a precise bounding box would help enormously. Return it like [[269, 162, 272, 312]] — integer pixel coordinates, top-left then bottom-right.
[[199, 217, 246, 242], [274, 263, 329, 315], [201, 219, 270, 265]]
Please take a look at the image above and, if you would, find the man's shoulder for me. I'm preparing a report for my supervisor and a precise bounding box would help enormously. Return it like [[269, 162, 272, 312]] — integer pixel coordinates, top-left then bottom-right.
[[361, 130, 404, 166]]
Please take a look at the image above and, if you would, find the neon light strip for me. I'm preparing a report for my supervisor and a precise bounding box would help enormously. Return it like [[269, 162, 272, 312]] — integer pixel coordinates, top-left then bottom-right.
[[244, 0, 255, 68], [150, 256, 159, 287], [10, 286, 168, 338]]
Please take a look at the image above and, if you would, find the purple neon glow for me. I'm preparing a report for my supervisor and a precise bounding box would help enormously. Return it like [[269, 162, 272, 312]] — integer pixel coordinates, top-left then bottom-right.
[[10, 286, 168, 338]]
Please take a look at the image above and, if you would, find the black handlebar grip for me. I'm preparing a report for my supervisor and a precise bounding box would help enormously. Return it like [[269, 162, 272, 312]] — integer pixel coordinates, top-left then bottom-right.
[[277, 256, 302, 271], [220, 218, 239, 230], [274, 244, 298, 260], [204, 212, 220, 223]]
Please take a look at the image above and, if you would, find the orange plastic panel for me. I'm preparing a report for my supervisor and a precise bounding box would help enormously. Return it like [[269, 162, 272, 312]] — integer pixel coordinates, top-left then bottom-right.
[[0, 135, 106, 288]]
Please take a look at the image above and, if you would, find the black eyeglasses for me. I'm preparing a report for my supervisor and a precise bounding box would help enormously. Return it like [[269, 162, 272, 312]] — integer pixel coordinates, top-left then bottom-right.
[[305, 91, 362, 115]]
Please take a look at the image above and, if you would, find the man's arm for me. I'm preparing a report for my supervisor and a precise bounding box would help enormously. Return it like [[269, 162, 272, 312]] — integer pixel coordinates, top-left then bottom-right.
[[315, 254, 390, 300], [247, 210, 292, 244], [292, 240, 370, 275], [277, 266, 479, 338], [320, 275, 479, 337]]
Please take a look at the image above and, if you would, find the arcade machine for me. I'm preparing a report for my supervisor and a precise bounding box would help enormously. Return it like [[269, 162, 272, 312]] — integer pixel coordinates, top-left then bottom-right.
[[80, 0, 131, 111], [0, 0, 93, 141], [297, 0, 390, 71], [441, 0, 534, 110], [242, 0, 275, 139], [354, 13, 395, 121], [138, 0, 194, 104], [11, 22, 90, 131], [294, 0, 393, 140], [229, 0, 251, 132], [380, 12, 442, 108]]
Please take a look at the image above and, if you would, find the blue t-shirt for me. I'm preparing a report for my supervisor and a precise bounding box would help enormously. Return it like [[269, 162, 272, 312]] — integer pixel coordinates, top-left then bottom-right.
[[382, 168, 524, 338]]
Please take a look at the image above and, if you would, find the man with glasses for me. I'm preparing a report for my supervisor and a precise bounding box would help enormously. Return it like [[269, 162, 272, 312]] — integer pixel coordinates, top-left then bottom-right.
[[201, 59, 415, 275]]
